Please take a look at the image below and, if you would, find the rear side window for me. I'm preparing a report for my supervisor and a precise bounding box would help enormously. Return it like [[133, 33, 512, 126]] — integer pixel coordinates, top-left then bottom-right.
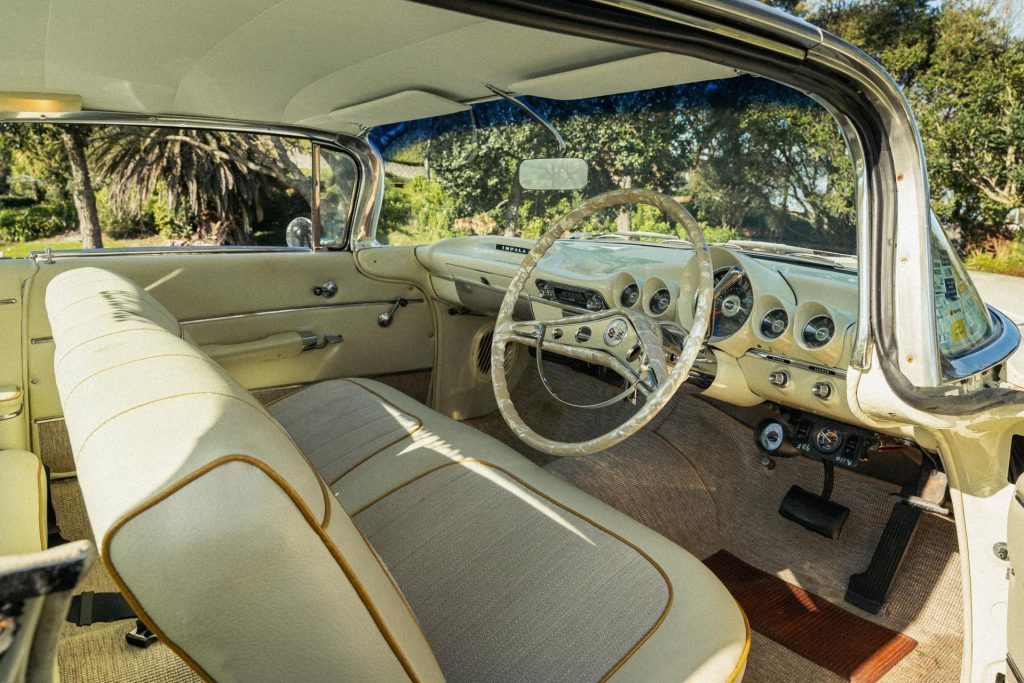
[[0, 123, 355, 256]]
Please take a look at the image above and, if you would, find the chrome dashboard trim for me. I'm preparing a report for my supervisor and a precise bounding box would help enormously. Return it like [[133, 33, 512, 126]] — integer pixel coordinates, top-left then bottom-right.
[[746, 349, 847, 379]]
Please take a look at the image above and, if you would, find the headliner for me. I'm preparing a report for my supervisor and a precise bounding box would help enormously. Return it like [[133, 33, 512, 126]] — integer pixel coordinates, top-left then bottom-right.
[[0, 0, 735, 133]]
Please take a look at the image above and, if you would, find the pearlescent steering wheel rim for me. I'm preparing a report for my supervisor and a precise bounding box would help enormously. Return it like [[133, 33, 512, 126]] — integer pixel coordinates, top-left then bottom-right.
[[491, 188, 716, 456]]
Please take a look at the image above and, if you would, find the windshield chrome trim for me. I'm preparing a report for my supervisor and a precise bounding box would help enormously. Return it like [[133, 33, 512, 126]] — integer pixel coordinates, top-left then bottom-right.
[[590, 0, 812, 58]]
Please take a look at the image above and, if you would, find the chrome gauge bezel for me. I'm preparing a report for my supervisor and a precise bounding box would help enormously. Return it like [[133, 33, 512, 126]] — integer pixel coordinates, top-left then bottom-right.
[[620, 282, 640, 308], [649, 288, 672, 315], [760, 308, 789, 340], [802, 314, 835, 349]]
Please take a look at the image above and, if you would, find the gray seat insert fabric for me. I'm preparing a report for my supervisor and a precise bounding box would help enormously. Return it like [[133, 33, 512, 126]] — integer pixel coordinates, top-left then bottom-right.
[[267, 379, 421, 484], [354, 462, 670, 683]]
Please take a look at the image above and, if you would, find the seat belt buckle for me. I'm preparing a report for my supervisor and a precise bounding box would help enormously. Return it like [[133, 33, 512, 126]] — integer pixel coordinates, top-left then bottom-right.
[[125, 619, 157, 648]]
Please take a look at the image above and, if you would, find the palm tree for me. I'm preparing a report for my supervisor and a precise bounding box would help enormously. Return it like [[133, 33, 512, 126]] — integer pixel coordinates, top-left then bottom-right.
[[92, 127, 308, 244], [58, 128, 103, 248]]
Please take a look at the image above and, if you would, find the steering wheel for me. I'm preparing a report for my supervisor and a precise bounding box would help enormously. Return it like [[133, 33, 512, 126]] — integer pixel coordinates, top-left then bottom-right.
[[491, 188, 715, 456]]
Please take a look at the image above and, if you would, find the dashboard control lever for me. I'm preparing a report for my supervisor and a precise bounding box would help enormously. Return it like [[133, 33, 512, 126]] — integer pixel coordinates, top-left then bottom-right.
[[313, 281, 337, 298], [768, 370, 789, 387], [378, 298, 408, 327]]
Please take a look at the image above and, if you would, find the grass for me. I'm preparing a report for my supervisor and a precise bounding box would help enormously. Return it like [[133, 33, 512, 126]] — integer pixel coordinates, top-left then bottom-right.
[[963, 238, 1024, 277]]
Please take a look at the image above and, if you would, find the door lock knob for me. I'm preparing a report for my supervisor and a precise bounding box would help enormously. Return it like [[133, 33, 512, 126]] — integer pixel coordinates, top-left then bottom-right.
[[313, 281, 337, 298]]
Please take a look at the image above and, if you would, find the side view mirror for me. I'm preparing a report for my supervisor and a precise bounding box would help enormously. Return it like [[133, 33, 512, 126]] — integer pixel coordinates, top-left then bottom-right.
[[518, 158, 588, 191]]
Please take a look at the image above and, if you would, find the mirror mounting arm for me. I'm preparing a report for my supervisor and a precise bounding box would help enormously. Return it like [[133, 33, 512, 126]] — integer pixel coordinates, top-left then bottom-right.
[[484, 83, 566, 155]]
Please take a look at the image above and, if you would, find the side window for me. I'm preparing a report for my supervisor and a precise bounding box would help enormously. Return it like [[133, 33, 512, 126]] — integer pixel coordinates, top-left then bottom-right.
[[0, 123, 354, 256], [317, 147, 358, 248]]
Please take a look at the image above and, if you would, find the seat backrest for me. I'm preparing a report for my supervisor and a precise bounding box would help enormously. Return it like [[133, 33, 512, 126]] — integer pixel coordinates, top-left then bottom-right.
[[46, 267, 442, 682]]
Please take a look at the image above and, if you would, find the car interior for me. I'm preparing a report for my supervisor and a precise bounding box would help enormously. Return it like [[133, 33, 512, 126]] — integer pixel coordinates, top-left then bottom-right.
[[2, 1, 1020, 682]]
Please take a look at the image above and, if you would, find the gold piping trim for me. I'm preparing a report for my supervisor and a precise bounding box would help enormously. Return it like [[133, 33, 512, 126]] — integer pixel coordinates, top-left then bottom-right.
[[71, 388, 332, 527], [36, 454, 47, 549], [352, 459, 673, 681], [61, 353, 201, 402], [726, 604, 751, 683], [102, 454, 423, 683]]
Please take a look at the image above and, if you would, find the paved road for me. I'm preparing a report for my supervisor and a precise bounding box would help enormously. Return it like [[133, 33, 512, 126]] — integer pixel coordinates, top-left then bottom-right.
[[970, 271, 1024, 385]]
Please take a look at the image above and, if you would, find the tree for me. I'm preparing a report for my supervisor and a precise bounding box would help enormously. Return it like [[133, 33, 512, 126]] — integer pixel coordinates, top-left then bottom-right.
[[92, 128, 307, 244], [57, 128, 102, 249], [914, 2, 1023, 243]]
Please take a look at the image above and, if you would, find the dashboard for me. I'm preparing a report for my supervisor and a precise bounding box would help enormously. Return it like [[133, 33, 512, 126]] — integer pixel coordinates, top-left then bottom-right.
[[417, 235, 866, 431]]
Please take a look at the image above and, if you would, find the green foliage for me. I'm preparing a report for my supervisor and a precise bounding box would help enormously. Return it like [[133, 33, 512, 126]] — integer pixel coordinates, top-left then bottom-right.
[[377, 176, 460, 245], [963, 237, 1024, 276], [0, 202, 75, 242]]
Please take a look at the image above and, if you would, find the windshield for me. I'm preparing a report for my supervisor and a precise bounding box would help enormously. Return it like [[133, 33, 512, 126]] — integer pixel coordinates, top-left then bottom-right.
[[370, 75, 857, 268]]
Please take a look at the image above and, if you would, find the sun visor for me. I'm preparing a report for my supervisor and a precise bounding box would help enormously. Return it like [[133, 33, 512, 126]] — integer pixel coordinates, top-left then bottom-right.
[[0, 92, 82, 113], [510, 53, 737, 100], [329, 90, 469, 128]]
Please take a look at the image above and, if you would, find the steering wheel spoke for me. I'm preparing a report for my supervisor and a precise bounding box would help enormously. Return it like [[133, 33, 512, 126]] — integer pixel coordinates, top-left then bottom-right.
[[491, 188, 715, 457]]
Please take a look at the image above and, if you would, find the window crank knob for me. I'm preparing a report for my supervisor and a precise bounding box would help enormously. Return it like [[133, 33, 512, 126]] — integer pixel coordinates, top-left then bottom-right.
[[313, 281, 337, 298]]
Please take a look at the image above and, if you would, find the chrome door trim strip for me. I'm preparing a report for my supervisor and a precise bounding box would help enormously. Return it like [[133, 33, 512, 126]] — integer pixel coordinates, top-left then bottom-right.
[[34, 416, 65, 424], [745, 349, 847, 379], [31, 337, 53, 345], [0, 406, 23, 421], [29, 246, 311, 261], [179, 299, 425, 325], [0, 298, 16, 304]]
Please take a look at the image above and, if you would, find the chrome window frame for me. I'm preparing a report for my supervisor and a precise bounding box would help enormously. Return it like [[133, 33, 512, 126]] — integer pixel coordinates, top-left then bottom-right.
[[0, 111, 383, 258]]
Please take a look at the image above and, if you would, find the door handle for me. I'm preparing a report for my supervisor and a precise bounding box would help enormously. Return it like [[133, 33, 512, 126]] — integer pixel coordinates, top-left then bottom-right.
[[313, 281, 337, 298]]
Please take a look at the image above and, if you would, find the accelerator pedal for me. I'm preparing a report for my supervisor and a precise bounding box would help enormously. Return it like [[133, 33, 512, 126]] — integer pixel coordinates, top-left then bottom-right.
[[778, 460, 850, 539]]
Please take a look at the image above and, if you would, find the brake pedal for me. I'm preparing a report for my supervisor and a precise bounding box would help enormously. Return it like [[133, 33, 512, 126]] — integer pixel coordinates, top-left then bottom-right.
[[778, 460, 850, 539]]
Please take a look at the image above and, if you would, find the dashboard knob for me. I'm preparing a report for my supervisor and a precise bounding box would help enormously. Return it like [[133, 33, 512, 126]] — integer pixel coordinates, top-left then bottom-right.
[[812, 382, 834, 400], [768, 370, 789, 387]]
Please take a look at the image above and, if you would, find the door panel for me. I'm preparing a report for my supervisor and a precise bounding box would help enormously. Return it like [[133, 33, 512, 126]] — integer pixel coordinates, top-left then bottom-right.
[[1010, 477, 1024, 681], [18, 250, 434, 420]]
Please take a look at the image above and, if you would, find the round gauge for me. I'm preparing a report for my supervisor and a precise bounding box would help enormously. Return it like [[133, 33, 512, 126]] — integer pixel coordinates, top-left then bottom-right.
[[760, 308, 789, 339], [802, 315, 835, 349], [712, 268, 754, 340], [757, 420, 787, 453], [620, 283, 640, 308], [649, 288, 672, 316], [814, 426, 843, 454]]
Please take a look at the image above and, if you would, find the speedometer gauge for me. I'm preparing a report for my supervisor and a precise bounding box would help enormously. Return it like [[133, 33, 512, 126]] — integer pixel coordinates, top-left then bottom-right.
[[712, 268, 754, 340]]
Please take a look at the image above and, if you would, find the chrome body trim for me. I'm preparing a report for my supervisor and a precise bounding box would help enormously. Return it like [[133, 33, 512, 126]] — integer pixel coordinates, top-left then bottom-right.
[[30, 246, 311, 261], [745, 349, 848, 380], [0, 406, 24, 421], [591, 0, 811, 58], [943, 306, 1022, 380], [179, 299, 425, 325], [0, 298, 16, 305], [30, 337, 53, 345]]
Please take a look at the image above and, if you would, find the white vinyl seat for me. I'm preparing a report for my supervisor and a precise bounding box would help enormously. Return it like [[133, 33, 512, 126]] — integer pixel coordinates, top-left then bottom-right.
[[47, 267, 748, 682]]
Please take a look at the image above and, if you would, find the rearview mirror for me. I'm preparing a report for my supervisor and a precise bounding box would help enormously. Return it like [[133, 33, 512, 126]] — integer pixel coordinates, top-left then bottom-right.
[[518, 158, 588, 191]]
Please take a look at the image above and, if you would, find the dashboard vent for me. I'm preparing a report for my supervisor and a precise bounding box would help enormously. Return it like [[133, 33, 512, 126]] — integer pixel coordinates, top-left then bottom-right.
[[476, 329, 517, 378]]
